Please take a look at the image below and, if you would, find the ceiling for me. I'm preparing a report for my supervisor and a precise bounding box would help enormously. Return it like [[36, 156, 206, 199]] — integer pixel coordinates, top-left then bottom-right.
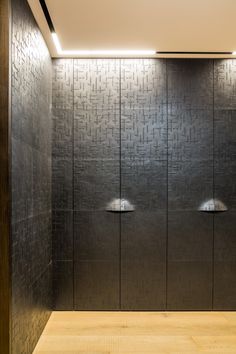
[[27, 0, 236, 58]]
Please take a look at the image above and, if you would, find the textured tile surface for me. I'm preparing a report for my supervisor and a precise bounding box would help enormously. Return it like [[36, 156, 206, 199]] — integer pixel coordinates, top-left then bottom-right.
[[121, 159, 167, 210], [214, 60, 236, 110], [167, 211, 213, 310], [168, 108, 213, 161], [74, 261, 120, 310], [214, 211, 236, 309], [52, 58, 236, 312], [168, 160, 213, 211], [74, 59, 120, 111], [214, 60, 236, 294], [74, 110, 120, 160], [121, 59, 167, 109], [121, 59, 167, 161], [167, 261, 213, 310], [168, 211, 213, 262], [53, 261, 73, 310], [52, 158, 73, 210], [53, 210, 73, 261], [11, 0, 52, 352], [52, 59, 73, 110], [74, 159, 120, 211], [12, 138, 33, 223], [214, 109, 236, 209], [167, 59, 213, 110], [121, 212, 166, 310], [74, 211, 120, 261]]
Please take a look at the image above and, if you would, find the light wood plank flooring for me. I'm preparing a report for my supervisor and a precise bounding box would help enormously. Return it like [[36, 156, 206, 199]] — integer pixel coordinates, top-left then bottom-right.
[[33, 311, 236, 353]]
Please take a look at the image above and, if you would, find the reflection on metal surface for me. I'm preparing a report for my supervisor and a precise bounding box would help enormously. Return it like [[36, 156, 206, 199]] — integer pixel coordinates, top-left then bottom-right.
[[198, 198, 227, 212], [106, 198, 135, 212]]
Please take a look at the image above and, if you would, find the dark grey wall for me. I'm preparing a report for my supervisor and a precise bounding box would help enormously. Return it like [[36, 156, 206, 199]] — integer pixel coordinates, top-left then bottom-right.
[[52, 58, 236, 311], [11, 0, 52, 352]]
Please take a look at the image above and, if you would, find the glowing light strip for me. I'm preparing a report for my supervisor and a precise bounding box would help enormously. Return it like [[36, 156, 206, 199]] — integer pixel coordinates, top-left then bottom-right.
[[232, 51, 236, 55], [52, 33, 156, 56]]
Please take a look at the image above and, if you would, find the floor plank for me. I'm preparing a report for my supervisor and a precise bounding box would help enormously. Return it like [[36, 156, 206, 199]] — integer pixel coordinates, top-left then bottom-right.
[[33, 311, 236, 353]]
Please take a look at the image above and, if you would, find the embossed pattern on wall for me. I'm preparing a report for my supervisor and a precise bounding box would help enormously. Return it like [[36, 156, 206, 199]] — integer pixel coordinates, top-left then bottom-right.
[[73, 60, 120, 310], [52, 58, 236, 311], [52, 59, 74, 309], [11, 0, 52, 353], [120, 59, 167, 310], [213, 60, 236, 309]]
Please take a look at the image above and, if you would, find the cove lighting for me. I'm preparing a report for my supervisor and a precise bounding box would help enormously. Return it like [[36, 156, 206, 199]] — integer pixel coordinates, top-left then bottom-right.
[[232, 51, 236, 55], [52, 33, 156, 57]]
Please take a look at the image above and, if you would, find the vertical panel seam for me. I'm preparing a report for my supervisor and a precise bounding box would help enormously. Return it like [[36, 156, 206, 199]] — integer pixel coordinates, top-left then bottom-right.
[[212, 59, 215, 310], [119, 59, 122, 310], [166, 59, 169, 310], [72, 59, 75, 309]]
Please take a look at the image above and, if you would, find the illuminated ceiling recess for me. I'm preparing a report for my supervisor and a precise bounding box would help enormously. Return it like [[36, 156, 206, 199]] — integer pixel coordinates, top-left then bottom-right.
[[27, 0, 236, 58], [40, 0, 156, 56], [52, 32, 156, 56]]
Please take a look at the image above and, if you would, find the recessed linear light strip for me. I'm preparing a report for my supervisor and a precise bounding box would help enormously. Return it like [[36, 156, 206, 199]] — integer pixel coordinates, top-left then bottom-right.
[[52, 32, 156, 56], [40, 0, 236, 57]]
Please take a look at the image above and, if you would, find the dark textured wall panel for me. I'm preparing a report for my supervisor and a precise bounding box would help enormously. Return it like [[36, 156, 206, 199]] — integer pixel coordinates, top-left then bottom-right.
[[52, 58, 236, 311], [11, 0, 52, 352], [73, 60, 120, 309], [168, 160, 213, 211], [121, 212, 166, 310], [167, 211, 213, 310], [121, 159, 167, 210], [33, 151, 51, 215], [121, 59, 167, 109], [12, 265, 52, 354], [214, 109, 236, 210], [74, 59, 120, 111], [213, 60, 236, 308], [11, 1, 51, 151], [53, 261, 73, 310], [167, 60, 214, 309], [53, 210, 73, 261], [168, 261, 212, 310], [74, 110, 120, 160], [121, 59, 167, 161], [120, 59, 167, 310], [74, 212, 120, 310], [167, 59, 213, 110], [214, 212, 236, 309], [12, 138, 33, 223], [52, 59, 73, 110], [52, 59, 74, 309], [214, 60, 236, 110], [121, 107, 167, 160], [12, 214, 51, 287], [74, 261, 120, 310], [52, 157, 73, 210], [74, 159, 120, 211], [74, 212, 120, 262], [168, 108, 213, 161]]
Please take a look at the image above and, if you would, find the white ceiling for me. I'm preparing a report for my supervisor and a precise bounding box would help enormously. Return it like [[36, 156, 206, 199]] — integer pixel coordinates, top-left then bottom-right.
[[28, 0, 236, 58]]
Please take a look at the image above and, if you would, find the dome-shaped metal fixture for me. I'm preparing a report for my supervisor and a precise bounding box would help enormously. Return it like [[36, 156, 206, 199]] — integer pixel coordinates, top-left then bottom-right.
[[198, 198, 227, 212], [106, 198, 135, 212]]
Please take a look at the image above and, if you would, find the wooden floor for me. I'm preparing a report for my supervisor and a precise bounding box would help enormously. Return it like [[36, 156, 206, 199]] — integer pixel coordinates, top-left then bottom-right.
[[33, 311, 236, 353]]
